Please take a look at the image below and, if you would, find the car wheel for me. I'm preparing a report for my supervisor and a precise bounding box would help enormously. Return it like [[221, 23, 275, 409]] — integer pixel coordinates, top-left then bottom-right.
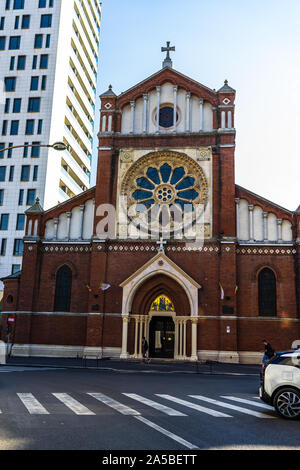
[[274, 388, 300, 420]]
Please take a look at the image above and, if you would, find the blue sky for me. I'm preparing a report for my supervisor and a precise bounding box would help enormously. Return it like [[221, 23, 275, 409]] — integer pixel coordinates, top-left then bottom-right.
[[93, 0, 300, 210]]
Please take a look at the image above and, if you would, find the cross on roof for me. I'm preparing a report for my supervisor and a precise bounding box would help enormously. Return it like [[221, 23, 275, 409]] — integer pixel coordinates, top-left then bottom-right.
[[161, 41, 175, 68], [156, 237, 167, 253]]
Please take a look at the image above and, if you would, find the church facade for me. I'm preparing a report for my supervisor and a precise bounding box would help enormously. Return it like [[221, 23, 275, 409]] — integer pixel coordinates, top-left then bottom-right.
[[1, 49, 300, 363]]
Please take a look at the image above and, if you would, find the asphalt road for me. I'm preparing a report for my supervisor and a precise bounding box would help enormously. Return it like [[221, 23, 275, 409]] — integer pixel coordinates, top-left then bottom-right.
[[0, 366, 299, 451]]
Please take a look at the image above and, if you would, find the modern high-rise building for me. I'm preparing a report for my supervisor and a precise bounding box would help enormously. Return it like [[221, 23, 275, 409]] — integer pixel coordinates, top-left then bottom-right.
[[0, 0, 101, 293]]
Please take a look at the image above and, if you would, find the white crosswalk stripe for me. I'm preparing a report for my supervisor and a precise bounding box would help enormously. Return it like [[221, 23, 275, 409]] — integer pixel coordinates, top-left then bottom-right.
[[123, 393, 187, 416], [156, 394, 232, 418], [189, 395, 275, 418], [17, 393, 49, 415], [87, 393, 197, 449], [87, 392, 140, 415], [52, 393, 95, 415], [221, 396, 274, 410]]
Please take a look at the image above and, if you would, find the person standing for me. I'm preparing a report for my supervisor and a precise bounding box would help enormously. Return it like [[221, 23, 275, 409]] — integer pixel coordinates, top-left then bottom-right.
[[142, 336, 149, 362], [262, 340, 275, 363]]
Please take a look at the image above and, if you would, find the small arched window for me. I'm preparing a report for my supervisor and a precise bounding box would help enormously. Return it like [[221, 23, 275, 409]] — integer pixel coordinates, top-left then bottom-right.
[[258, 268, 277, 316], [54, 265, 72, 312]]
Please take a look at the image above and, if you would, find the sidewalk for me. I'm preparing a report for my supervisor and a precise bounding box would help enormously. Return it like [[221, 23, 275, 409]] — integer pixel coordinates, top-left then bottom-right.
[[6, 356, 261, 376]]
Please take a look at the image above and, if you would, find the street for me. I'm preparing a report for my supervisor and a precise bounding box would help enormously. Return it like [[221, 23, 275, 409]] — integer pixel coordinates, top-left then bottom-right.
[[0, 365, 299, 451]]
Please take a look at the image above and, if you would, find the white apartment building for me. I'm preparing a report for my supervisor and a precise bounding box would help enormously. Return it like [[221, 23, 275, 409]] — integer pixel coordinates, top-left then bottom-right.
[[0, 0, 101, 293]]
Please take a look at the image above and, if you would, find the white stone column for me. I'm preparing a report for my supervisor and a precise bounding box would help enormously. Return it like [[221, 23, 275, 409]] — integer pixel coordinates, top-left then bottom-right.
[[183, 320, 187, 358], [221, 111, 226, 129], [227, 111, 232, 129], [120, 315, 129, 359], [53, 218, 59, 241], [174, 318, 179, 359], [173, 86, 178, 132], [143, 94, 148, 134], [108, 115, 112, 133], [248, 204, 254, 242], [138, 315, 143, 357], [134, 316, 138, 357], [199, 98, 204, 131], [191, 318, 198, 361], [79, 205, 85, 240], [263, 212, 268, 242], [156, 86, 161, 134], [66, 212, 72, 240], [277, 218, 282, 242], [185, 92, 191, 132], [130, 101, 135, 134], [102, 115, 106, 132], [179, 320, 183, 357], [145, 316, 150, 343], [235, 198, 240, 240]]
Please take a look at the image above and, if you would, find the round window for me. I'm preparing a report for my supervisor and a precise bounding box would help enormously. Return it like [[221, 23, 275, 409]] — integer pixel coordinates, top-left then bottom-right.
[[158, 106, 178, 128]]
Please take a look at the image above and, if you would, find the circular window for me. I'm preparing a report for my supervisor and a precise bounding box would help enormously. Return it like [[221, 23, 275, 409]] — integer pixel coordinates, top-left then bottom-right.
[[159, 106, 178, 128], [121, 151, 209, 236]]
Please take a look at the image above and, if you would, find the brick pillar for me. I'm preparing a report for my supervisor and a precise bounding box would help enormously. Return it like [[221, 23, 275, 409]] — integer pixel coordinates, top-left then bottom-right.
[[218, 242, 238, 362]]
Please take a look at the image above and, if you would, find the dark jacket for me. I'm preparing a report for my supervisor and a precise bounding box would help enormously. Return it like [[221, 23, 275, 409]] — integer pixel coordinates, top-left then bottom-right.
[[265, 343, 275, 358]]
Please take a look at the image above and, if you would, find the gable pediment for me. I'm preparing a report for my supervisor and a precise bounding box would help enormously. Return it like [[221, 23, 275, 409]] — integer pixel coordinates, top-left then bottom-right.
[[117, 67, 218, 109]]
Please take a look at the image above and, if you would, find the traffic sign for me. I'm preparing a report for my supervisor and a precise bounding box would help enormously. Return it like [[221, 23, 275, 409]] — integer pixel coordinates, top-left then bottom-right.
[[7, 315, 15, 325]]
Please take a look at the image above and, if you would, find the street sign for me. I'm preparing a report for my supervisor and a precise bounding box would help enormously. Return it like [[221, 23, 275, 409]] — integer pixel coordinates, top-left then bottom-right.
[[7, 315, 15, 325]]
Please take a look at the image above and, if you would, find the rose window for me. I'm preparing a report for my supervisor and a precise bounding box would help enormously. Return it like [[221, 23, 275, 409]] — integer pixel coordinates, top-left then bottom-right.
[[121, 151, 209, 233]]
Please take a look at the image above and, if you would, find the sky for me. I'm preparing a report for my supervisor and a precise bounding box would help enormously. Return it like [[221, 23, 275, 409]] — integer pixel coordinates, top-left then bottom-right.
[[93, 0, 300, 211]]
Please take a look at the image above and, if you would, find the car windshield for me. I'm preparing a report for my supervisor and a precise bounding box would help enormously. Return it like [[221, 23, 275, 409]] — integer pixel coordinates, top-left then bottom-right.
[[271, 351, 300, 367]]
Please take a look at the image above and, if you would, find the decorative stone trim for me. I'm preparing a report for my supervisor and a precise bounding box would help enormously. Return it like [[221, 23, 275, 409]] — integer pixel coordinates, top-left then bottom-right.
[[95, 243, 219, 253], [236, 247, 296, 255], [40, 245, 92, 253]]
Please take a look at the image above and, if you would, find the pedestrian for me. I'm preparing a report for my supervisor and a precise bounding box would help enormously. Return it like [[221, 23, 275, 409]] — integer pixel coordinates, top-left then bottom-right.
[[262, 339, 275, 364], [142, 336, 149, 362]]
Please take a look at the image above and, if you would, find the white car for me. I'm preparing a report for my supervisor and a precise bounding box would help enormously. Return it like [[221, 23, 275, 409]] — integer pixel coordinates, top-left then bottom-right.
[[259, 349, 300, 419]]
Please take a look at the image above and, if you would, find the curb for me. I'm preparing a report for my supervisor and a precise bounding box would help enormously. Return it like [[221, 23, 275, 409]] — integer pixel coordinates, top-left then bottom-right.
[[3, 362, 260, 376]]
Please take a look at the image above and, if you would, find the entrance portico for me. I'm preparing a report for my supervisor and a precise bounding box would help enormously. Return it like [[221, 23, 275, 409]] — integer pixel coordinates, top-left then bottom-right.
[[119, 253, 201, 361]]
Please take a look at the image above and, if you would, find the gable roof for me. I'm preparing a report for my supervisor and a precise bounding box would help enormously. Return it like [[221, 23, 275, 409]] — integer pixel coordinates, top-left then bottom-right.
[[117, 66, 219, 108]]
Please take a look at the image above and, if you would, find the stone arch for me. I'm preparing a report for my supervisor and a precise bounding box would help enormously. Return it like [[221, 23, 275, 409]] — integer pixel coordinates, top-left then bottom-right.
[[131, 274, 190, 316]]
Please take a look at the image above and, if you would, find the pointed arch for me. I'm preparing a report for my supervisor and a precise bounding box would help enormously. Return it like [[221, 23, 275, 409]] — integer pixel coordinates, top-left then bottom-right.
[[258, 267, 277, 317], [54, 265, 72, 312]]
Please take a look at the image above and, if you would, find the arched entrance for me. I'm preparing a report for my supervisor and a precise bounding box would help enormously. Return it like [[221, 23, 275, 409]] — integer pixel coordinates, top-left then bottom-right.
[[119, 253, 201, 361], [128, 274, 192, 360]]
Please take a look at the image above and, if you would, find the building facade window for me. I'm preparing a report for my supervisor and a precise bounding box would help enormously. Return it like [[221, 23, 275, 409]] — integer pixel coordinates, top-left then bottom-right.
[[258, 268, 277, 317], [54, 265, 72, 312]]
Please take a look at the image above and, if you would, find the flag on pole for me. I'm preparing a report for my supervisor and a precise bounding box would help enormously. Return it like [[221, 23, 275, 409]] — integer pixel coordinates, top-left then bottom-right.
[[233, 285, 239, 295], [219, 282, 224, 300], [99, 282, 111, 291]]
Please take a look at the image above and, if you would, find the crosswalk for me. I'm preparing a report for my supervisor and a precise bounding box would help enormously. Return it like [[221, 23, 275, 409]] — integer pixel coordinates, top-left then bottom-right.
[[0, 391, 275, 419]]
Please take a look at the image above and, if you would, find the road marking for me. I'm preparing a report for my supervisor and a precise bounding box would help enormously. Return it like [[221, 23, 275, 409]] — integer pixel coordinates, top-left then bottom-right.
[[156, 394, 232, 418], [123, 393, 187, 416], [189, 395, 275, 419], [221, 396, 274, 410], [17, 393, 49, 415], [89, 393, 197, 448], [135, 416, 198, 450], [87, 392, 140, 415], [52, 393, 95, 415]]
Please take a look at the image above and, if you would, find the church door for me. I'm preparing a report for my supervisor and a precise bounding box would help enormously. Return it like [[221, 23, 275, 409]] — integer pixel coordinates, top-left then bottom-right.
[[149, 316, 175, 358]]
